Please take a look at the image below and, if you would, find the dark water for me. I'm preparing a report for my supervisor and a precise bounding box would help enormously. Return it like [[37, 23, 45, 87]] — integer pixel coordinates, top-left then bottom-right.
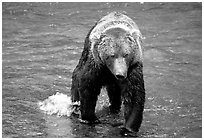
[[2, 2, 202, 138]]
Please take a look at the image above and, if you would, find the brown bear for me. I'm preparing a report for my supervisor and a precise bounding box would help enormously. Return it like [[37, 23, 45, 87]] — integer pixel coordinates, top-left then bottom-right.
[[71, 12, 145, 134]]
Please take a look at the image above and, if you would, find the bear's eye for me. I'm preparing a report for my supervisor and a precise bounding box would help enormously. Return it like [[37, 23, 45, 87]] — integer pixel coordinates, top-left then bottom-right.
[[110, 54, 115, 58], [123, 53, 128, 58]]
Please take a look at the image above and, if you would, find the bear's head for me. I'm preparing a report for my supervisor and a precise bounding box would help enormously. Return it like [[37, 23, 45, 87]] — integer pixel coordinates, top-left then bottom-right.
[[90, 12, 143, 80]]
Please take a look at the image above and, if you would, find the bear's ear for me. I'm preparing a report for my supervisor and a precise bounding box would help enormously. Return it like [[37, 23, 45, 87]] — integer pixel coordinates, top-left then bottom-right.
[[132, 32, 144, 63], [99, 33, 107, 39], [126, 33, 136, 44], [90, 38, 103, 64], [98, 33, 110, 43]]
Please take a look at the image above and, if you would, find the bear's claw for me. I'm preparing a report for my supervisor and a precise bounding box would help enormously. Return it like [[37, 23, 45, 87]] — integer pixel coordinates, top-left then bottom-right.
[[71, 102, 81, 116], [119, 126, 138, 137], [79, 118, 101, 125]]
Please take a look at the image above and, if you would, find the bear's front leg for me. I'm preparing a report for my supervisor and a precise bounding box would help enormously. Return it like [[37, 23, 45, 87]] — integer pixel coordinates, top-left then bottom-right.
[[122, 64, 145, 133], [107, 83, 122, 114], [123, 97, 144, 133], [79, 87, 101, 124]]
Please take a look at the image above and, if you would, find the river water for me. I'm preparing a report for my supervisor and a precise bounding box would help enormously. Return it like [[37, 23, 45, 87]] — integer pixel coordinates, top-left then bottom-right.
[[2, 2, 202, 138]]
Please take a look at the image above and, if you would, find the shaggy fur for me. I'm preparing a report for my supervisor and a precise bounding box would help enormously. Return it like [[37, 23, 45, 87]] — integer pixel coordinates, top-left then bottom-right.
[[71, 12, 145, 133]]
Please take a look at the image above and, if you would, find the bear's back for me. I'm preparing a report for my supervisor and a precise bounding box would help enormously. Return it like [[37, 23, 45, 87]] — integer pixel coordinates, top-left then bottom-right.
[[89, 12, 141, 42]]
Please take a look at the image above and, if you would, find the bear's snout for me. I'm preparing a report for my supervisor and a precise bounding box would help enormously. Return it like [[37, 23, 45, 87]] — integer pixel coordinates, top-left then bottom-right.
[[115, 74, 126, 80], [113, 57, 127, 80]]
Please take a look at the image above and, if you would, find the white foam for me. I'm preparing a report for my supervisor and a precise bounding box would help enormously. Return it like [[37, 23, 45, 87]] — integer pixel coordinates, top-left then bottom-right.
[[38, 92, 74, 117]]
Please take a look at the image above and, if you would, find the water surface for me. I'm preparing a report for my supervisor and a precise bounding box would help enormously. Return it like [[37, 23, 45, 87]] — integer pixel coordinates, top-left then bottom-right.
[[2, 2, 202, 138]]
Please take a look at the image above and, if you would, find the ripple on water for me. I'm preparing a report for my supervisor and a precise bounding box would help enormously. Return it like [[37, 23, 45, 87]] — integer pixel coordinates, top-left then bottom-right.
[[144, 48, 169, 63], [2, 2, 202, 138]]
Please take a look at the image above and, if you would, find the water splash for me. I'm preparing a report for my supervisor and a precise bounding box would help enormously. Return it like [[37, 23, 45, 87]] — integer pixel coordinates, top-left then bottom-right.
[[38, 92, 79, 117]]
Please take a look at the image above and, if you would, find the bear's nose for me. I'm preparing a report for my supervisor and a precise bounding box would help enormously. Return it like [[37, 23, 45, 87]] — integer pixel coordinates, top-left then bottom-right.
[[115, 74, 126, 80]]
